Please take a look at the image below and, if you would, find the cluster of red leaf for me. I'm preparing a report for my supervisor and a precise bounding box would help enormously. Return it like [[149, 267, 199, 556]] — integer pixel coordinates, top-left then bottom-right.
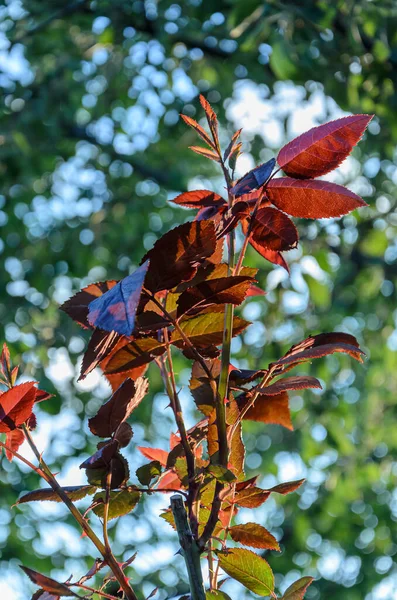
[[174, 108, 372, 270]]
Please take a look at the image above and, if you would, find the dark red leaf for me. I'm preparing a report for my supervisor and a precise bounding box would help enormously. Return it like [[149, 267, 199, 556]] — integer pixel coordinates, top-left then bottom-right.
[[80, 439, 119, 469], [224, 128, 242, 162], [176, 275, 255, 317], [251, 207, 298, 252], [0, 382, 37, 433], [103, 337, 166, 375], [278, 332, 364, 366], [79, 329, 125, 381], [171, 190, 225, 209], [60, 280, 117, 329], [88, 378, 147, 438], [242, 218, 289, 271], [268, 479, 305, 495], [278, 114, 373, 179], [20, 566, 79, 597], [257, 376, 322, 395], [142, 220, 217, 292], [266, 178, 367, 219]]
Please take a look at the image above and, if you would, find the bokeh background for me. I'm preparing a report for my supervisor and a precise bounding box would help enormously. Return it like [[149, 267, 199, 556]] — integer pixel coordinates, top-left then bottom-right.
[[0, 1, 396, 599]]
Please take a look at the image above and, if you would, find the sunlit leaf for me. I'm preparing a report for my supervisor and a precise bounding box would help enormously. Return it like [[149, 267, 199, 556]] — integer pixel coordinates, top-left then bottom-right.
[[282, 576, 314, 600], [171, 189, 225, 209], [266, 178, 367, 219], [142, 220, 217, 292], [92, 489, 140, 520], [229, 523, 280, 551], [172, 313, 250, 348], [0, 381, 37, 433], [251, 207, 298, 252], [17, 486, 96, 505], [278, 114, 373, 178], [238, 392, 293, 430], [216, 548, 274, 596]]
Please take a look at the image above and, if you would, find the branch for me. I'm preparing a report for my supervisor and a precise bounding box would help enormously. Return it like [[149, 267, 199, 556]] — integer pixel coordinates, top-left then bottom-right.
[[171, 495, 206, 600]]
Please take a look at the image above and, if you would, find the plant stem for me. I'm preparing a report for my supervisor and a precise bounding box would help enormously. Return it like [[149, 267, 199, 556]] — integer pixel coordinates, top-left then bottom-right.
[[74, 583, 120, 599], [171, 494, 206, 600], [103, 467, 112, 554], [159, 341, 200, 537], [21, 425, 138, 600]]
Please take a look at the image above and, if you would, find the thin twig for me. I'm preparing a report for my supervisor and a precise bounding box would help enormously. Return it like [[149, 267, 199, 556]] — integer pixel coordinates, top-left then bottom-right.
[[21, 426, 138, 600], [103, 467, 112, 554]]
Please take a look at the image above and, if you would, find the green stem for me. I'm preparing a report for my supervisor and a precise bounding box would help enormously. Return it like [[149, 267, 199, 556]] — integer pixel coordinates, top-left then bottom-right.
[[22, 425, 138, 600], [216, 226, 235, 467], [171, 494, 206, 600]]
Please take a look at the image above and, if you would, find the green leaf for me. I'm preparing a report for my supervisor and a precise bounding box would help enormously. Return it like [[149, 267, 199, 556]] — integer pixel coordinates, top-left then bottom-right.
[[136, 460, 162, 486], [282, 576, 314, 600], [172, 313, 250, 348], [216, 548, 274, 596], [92, 489, 140, 520], [208, 464, 237, 483], [16, 486, 96, 505], [206, 591, 233, 600]]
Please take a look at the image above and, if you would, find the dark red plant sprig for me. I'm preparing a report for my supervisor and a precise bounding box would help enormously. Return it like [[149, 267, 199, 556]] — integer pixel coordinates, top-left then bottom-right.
[[5, 96, 373, 600]]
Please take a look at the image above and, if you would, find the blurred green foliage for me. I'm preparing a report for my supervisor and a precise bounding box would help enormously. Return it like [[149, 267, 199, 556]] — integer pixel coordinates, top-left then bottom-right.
[[0, 1, 396, 599]]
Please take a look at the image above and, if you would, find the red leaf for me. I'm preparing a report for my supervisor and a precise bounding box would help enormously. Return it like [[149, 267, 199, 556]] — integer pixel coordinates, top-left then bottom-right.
[[190, 146, 221, 162], [5, 429, 25, 461], [266, 178, 367, 219], [0, 343, 11, 380], [88, 378, 148, 438], [171, 190, 225, 209], [142, 220, 217, 292], [79, 329, 125, 381], [278, 332, 364, 367], [180, 114, 215, 149], [0, 382, 37, 433], [268, 479, 305, 495], [238, 392, 293, 430], [242, 218, 289, 271], [34, 389, 54, 403], [20, 566, 79, 597], [278, 114, 373, 178], [60, 280, 118, 329], [251, 207, 299, 252], [233, 487, 270, 508], [257, 376, 321, 395], [138, 447, 169, 467], [229, 522, 280, 551], [246, 284, 266, 297], [199, 95, 219, 147], [176, 275, 255, 317]]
